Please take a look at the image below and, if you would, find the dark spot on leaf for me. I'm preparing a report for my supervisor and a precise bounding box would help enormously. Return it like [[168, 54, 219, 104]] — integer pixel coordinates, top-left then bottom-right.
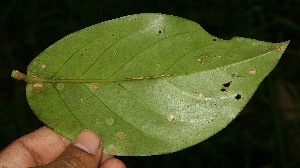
[[158, 30, 162, 33], [231, 73, 236, 77], [220, 88, 227, 92], [235, 94, 241, 100], [223, 81, 232, 87], [220, 81, 232, 92]]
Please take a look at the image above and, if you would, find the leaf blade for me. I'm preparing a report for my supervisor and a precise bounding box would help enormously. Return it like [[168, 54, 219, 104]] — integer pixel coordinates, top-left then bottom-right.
[[24, 13, 289, 156]]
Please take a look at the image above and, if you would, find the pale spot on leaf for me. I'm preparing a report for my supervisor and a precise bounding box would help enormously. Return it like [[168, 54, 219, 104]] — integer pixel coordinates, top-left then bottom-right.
[[92, 83, 99, 90], [167, 114, 174, 121], [106, 117, 115, 125], [249, 70, 257, 75], [33, 82, 43, 88], [56, 83, 65, 90], [118, 133, 124, 140], [276, 44, 285, 52], [196, 58, 202, 63], [197, 93, 203, 99]]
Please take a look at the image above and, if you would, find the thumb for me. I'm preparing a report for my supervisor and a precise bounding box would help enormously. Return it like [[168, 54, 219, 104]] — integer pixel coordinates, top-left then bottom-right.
[[37, 130, 102, 168]]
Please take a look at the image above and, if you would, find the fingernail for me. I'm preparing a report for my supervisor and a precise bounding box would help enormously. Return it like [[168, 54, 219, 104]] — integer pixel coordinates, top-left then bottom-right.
[[73, 130, 101, 155]]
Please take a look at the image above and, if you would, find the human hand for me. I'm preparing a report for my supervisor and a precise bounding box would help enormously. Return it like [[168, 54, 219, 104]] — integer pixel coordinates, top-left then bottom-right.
[[0, 126, 126, 168]]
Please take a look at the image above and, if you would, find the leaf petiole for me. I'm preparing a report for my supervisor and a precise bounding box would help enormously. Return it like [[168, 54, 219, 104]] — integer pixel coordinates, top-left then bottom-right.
[[11, 70, 120, 83], [11, 70, 60, 83]]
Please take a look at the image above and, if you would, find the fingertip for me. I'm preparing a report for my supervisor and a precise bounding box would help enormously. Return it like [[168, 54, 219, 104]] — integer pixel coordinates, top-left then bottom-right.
[[101, 158, 126, 168], [73, 130, 102, 155], [101, 154, 114, 163]]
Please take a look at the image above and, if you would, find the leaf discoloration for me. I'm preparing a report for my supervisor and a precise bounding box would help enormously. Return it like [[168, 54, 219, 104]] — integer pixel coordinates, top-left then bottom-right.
[[167, 114, 175, 121], [32, 82, 43, 89], [276, 44, 286, 52], [221, 81, 232, 92], [249, 70, 257, 75], [92, 83, 99, 90], [118, 133, 124, 140]]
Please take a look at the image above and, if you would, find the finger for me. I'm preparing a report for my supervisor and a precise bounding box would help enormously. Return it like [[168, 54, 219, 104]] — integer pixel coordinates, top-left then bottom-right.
[[101, 158, 127, 168], [0, 126, 70, 167], [101, 154, 114, 163], [36, 130, 102, 168]]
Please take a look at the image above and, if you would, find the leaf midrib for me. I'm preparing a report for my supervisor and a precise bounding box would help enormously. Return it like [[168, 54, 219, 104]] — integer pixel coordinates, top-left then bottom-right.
[[21, 48, 275, 83]]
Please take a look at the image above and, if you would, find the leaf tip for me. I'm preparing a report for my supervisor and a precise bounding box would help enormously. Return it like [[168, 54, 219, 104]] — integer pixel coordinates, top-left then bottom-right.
[[276, 40, 290, 52]]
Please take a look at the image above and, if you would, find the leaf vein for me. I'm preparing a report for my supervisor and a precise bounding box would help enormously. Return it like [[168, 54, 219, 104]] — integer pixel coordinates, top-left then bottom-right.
[[80, 31, 139, 77], [107, 31, 198, 79], [81, 83, 146, 136], [52, 84, 85, 127], [162, 41, 216, 74]]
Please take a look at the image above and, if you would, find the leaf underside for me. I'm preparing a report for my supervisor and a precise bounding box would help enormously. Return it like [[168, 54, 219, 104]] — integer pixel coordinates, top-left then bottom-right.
[[24, 13, 289, 156]]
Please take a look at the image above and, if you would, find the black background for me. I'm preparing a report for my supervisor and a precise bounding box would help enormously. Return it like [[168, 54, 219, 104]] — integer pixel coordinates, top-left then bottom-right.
[[1, 0, 299, 167]]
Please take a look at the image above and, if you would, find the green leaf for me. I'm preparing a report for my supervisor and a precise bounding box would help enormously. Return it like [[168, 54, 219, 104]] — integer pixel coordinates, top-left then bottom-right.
[[12, 13, 289, 156]]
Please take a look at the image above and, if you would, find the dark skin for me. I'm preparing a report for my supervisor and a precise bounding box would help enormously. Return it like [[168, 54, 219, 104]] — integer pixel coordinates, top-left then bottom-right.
[[0, 127, 126, 168]]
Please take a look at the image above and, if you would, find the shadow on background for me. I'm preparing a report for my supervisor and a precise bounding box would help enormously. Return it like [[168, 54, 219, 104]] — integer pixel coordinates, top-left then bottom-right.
[[0, 0, 299, 167]]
